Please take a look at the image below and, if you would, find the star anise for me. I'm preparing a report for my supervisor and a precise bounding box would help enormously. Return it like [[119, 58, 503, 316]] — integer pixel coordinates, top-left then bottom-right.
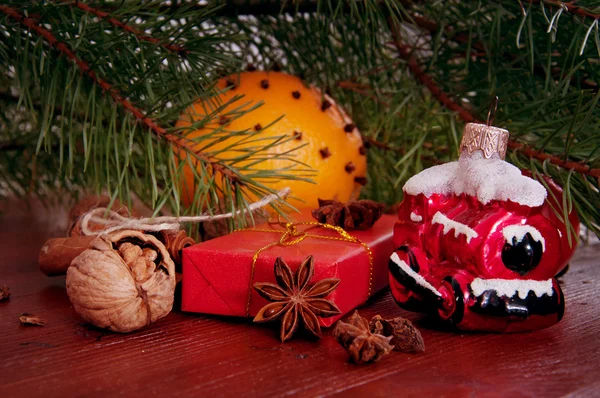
[[333, 311, 393, 364], [312, 199, 385, 230], [253, 255, 341, 342], [370, 315, 425, 353]]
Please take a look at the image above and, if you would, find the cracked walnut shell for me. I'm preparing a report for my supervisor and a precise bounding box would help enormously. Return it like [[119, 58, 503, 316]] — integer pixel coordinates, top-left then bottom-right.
[[66, 230, 176, 333]]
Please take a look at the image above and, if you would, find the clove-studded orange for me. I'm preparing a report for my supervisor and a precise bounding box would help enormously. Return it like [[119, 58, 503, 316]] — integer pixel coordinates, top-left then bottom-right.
[[175, 71, 367, 209]]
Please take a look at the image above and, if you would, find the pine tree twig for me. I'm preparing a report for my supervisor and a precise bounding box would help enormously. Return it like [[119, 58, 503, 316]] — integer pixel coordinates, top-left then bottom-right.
[[0, 89, 76, 120], [0, 4, 238, 182], [402, 5, 598, 92], [537, 1, 600, 20], [364, 137, 443, 165], [0, 141, 25, 151], [341, 60, 404, 83], [336, 81, 390, 107], [68, 1, 189, 55], [161, 0, 412, 17], [389, 21, 600, 179]]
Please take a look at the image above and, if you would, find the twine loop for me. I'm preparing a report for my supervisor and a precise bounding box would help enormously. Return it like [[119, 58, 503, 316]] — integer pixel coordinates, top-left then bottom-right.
[[79, 188, 291, 236]]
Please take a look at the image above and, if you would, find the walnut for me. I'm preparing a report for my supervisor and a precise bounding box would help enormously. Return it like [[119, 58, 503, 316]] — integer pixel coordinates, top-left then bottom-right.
[[66, 230, 176, 333]]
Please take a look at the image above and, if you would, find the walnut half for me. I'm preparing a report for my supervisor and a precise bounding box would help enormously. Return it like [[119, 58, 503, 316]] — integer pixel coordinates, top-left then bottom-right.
[[66, 230, 176, 333]]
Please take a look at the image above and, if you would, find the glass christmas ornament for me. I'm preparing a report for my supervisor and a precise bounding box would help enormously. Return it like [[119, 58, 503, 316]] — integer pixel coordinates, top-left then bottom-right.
[[388, 119, 579, 333]]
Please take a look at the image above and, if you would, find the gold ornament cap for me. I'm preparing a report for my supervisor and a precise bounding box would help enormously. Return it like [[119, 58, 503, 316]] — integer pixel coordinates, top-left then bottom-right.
[[460, 123, 509, 160]]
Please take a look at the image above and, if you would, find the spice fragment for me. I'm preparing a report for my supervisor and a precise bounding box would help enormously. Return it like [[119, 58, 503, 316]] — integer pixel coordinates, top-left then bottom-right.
[[0, 285, 10, 301], [312, 198, 384, 230], [344, 123, 356, 133], [354, 176, 368, 186], [334, 311, 393, 364], [370, 315, 425, 353], [319, 147, 331, 159], [20, 313, 46, 326]]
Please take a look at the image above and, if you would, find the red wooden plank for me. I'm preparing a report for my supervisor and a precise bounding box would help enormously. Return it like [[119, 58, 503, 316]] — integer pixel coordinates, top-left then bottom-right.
[[0, 203, 599, 397]]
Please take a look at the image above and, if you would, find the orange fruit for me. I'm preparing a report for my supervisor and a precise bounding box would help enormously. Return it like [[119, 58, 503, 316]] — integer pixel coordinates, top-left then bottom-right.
[[175, 71, 367, 209]]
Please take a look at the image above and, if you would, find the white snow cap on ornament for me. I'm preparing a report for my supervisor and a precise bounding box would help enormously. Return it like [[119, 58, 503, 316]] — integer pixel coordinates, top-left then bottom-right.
[[403, 151, 547, 207], [470, 278, 553, 299], [502, 224, 546, 251], [432, 211, 478, 243]]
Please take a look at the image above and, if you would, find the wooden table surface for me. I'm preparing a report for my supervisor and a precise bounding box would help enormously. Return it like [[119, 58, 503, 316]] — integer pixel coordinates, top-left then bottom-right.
[[1, 201, 599, 397]]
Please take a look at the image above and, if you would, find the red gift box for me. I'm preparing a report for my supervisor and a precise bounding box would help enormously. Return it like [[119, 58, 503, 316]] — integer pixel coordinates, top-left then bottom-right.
[[182, 214, 396, 327]]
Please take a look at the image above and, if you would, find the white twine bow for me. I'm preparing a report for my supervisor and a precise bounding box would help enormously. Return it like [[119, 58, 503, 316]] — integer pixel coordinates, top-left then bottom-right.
[[80, 188, 291, 236]]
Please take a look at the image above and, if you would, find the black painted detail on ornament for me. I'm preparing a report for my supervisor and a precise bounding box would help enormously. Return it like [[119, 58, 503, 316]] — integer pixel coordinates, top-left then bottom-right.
[[389, 256, 438, 303], [557, 283, 565, 321], [555, 264, 569, 278], [444, 277, 464, 326], [469, 284, 561, 319], [501, 232, 543, 275], [397, 245, 419, 272]]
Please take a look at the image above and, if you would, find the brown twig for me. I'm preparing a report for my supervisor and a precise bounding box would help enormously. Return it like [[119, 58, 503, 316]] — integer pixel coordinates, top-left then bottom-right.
[[0, 4, 237, 181], [537, 0, 600, 20], [388, 21, 600, 179], [336, 81, 391, 107], [68, 2, 189, 56]]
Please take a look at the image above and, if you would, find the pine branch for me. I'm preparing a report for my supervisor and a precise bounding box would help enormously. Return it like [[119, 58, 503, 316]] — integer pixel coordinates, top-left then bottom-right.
[[538, 1, 600, 20], [389, 20, 600, 180], [69, 1, 189, 55], [337, 81, 391, 106], [0, 4, 239, 183], [401, 3, 599, 92]]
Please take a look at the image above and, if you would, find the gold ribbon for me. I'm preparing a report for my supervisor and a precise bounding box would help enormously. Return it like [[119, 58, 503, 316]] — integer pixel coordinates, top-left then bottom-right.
[[238, 221, 374, 316]]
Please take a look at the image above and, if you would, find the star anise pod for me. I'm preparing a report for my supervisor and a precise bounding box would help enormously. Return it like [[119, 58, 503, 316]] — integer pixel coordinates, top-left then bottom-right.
[[370, 315, 425, 353], [312, 199, 385, 230], [334, 311, 393, 364], [253, 255, 341, 342]]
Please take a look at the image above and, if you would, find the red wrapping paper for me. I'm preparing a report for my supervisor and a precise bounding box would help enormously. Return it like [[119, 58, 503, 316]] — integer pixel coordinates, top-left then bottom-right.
[[182, 214, 396, 327]]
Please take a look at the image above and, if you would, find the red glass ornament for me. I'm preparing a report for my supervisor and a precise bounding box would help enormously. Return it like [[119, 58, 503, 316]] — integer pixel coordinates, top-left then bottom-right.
[[388, 123, 579, 333]]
